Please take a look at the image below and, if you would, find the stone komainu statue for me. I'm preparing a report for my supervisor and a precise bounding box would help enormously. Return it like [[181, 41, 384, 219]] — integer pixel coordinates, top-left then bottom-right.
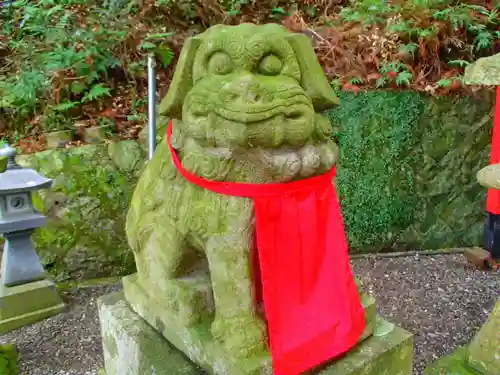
[[125, 23, 348, 371]]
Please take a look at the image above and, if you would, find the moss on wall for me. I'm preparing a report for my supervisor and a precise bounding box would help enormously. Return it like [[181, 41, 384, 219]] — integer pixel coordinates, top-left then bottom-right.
[[328, 91, 424, 251], [327, 89, 493, 252], [15, 140, 146, 281]]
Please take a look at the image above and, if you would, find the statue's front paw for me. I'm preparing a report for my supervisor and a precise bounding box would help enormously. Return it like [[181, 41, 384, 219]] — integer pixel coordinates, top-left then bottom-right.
[[211, 315, 268, 357]]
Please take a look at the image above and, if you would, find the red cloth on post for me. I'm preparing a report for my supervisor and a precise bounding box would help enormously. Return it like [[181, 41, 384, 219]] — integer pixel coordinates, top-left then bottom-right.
[[486, 87, 500, 214], [166, 121, 365, 374]]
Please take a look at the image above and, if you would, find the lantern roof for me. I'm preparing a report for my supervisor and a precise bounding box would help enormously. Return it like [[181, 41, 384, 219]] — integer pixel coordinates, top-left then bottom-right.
[[0, 146, 52, 194]]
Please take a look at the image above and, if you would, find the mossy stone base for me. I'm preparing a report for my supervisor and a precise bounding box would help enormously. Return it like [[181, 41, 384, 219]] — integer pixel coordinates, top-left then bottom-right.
[[101, 274, 414, 375], [98, 292, 201, 375], [467, 300, 500, 375], [425, 299, 500, 375], [317, 319, 412, 375], [424, 347, 482, 375], [0, 278, 66, 334], [123, 274, 378, 374]]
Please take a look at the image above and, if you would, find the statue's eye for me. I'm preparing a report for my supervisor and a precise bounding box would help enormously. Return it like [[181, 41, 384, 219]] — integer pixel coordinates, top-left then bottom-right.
[[207, 52, 233, 75], [258, 54, 282, 76]]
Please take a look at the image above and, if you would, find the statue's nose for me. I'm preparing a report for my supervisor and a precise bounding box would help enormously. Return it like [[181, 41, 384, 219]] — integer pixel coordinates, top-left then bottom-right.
[[224, 78, 268, 104]]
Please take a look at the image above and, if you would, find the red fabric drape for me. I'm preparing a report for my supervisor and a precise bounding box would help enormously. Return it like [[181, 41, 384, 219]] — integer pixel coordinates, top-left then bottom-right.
[[166, 121, 365, 374], [486, 87, 500, 214]]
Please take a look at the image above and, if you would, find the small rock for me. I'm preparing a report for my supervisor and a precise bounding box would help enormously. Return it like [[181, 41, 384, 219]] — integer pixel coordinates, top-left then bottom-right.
[[107, 140, 143, 173], [464, 52, 500, 86], [464, 247, 492, 269]]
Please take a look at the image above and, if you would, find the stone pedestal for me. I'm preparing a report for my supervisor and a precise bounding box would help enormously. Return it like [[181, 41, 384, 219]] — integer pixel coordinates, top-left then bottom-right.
[[1, 229, 46, 287], [0, 344, 18, 375], [99, 279, 413, 375], [424, 347, 481, 375], [424, 299, 499, 375], [0, 278, 66, 334]]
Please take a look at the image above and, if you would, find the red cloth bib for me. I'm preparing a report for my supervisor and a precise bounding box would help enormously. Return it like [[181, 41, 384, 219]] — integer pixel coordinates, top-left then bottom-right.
[[166, 121, 365, 374]]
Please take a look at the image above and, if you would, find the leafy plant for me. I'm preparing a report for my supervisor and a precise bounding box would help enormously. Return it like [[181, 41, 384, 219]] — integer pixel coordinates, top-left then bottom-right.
[[379, 61, 413, 87], [328, 0, 500, 91], [0, 0, 176, 139], [1, 0, 499, 149]]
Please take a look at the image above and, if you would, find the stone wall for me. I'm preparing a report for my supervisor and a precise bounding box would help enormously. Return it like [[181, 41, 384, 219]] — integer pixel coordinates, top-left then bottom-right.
[[0, 91, 493, 281], [328, 89, 493, 251], [15, 140, 147, 281]]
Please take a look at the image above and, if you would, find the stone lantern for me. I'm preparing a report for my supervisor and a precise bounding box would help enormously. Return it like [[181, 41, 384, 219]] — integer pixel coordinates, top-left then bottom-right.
[[0, 146, 51, 286], [0, 145, 65, 334]]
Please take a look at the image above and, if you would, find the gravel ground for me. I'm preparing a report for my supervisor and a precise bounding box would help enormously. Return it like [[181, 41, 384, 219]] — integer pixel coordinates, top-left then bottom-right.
[[1, 253, 498, 375]]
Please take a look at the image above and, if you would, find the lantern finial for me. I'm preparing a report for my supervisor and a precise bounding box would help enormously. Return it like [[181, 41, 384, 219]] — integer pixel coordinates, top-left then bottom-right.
[[0, 145, 20, 170]]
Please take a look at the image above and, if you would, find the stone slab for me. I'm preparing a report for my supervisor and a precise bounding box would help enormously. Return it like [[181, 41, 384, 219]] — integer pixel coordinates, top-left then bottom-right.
[[123, 273, 379, 374], [424, 347, 482, 375], [102, 280, 413, 375], [98, 292, 202, 375], [313, 317, 413, 375], [467, 299, 500, 375], [0, 278, 66, 334]]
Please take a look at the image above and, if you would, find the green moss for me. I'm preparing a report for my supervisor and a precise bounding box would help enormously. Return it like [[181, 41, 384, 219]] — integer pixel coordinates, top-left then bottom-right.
[[0, 157, 6, 173], [327, 90, 493, 252], [424, 347, 481, 375], [0, 344, 18, 375], [327, 91, 424, 251]]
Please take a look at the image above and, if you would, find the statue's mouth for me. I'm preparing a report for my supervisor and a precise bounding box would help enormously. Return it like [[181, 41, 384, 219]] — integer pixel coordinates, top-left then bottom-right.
[[214, 103, 309, 124], [184, 93, 315, 148], [205, 93, 312, 124]]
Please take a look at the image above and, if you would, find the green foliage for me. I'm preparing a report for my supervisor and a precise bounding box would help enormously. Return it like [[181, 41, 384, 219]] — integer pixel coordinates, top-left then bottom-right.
[[406, 91, 492, 249], [30, 149, 137, 281], [337, 0, 499, 90], [327, 91, 425, 251], [341, 0, 500, 53], [0, 0, 175, 138]]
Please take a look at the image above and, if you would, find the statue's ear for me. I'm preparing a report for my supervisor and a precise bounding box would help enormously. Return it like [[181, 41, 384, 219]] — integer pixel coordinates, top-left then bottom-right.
[[158, 37, 203, 119], [285, 33, 339, 111]]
